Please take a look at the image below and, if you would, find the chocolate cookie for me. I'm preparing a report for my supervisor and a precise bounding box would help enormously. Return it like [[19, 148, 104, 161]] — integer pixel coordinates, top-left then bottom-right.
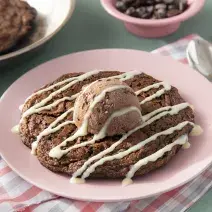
[[18, 71, 195, 181], [0, 0, 37, 54]]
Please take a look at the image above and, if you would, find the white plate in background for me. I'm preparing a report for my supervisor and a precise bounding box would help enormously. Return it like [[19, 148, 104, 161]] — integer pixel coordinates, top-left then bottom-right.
[[0, 0, 76, 61]]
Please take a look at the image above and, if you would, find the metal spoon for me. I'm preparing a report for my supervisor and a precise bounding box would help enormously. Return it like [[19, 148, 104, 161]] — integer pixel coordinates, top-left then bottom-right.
[[186, 38, 212, 82]]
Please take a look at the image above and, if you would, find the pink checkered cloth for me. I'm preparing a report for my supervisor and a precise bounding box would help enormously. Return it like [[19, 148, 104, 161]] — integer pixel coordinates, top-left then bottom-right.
[[1, 34, 212, 212]]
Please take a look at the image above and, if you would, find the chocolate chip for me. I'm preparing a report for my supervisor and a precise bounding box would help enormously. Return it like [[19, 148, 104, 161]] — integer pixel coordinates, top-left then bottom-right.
[[167, 8, 180, 17], [146, 5, 154, 13], [146, 0, 155, 5], [178, 0, 187, 11], [136, 7, 146, 17], [135, 0, 145, 8], [125, 7, 136, 16], [163, 0, 174, 3], [142, 12, 152, 19], [116, 1, 127, 12], [115, 0, 188, 19], [154, 8, 166, 18], [168, 4, 177, 10], [155, 3, 167, 10], [151, 15, 157, 19], [122, 0, 134, 4]]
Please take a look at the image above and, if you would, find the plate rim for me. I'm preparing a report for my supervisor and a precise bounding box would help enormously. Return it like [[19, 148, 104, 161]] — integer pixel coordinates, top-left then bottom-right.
[[1, 49, 212, 202], [0, 0, 76, 62], [1, 151, 212, 202]]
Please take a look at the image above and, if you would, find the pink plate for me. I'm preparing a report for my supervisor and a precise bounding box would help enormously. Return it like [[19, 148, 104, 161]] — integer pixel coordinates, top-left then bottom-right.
[[0, 49, 212, 202]]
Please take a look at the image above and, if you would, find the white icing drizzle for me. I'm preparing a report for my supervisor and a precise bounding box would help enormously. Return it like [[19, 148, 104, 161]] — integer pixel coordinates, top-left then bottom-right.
[[19, 104, 24, 111], [135, 82, 171, 105], [183, 141, 191, 149], [81, 123, 192, 179], [18, 70, 116, 134], [49, 106, 141, 159], [32, 120, 75, 154], [190, 105, 195, 111], [122, 178, 133, 186], [16, 70, 115, 135], [31, 107, 74, 155], [11, 125, 19, 134], [95, 71, 141, 82], [23, 77, 77, 104], [21, 95, 78, 124], [122, 134, 188, 185], [71, 103, 190, 179], [135, 82, 169, 95], [84, 71, 141, 91], [19, 72, 98, 124], [142, 105, 172, 121], [140, 87, 171, 105], [118, 71, 141, 81], [22, 70, 102, 105], [190, 125, 203, 136], [70, 177, 85, 184]]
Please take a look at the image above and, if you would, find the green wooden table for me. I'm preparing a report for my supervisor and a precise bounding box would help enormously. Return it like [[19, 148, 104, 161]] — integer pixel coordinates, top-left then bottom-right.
[[1, 0, 212, 211]]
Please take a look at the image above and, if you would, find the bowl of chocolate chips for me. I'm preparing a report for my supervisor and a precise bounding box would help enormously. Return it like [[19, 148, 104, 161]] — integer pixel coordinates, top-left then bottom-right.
[[101, 0, 205, 38]]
